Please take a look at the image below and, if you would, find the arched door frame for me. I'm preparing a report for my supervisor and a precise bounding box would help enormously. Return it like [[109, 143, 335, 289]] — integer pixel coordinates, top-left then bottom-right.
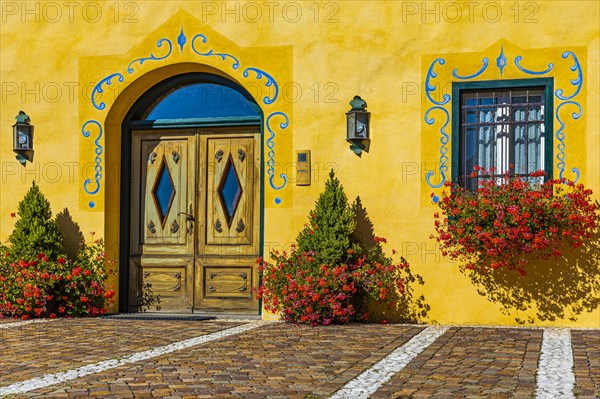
[[118, 72, 265, 312]]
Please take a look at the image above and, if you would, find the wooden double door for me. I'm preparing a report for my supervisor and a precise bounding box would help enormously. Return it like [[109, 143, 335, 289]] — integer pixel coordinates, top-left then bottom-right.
[[129, 128, 260, 313]]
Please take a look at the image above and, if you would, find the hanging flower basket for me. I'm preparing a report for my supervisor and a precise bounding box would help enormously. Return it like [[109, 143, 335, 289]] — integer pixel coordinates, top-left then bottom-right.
[[432, 167, 600, 275]]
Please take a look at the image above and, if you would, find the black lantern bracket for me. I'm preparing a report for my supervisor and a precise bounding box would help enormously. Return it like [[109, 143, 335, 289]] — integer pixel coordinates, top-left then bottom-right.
[[13, 111, 34, 165], [346, 96, 371, 156]]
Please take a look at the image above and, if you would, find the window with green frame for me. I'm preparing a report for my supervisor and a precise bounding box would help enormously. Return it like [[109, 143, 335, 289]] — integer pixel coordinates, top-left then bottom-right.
[[451, 78, 554, 191]]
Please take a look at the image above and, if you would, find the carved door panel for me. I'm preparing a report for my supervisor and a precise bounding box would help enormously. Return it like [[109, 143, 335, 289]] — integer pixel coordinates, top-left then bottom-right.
[[130, 130, 196, 312], [130, 129, 260, 313], [206, 137, 256, 248], [195, 133, 260, 311]]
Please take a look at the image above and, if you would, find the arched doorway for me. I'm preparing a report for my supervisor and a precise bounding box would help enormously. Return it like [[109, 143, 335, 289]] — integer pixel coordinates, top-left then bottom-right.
[[120, 72, 263, 314]]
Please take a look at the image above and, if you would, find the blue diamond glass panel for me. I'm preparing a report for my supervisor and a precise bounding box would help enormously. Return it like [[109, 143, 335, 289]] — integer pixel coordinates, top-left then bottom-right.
[[153, 162, 176, 222], [219, 161, 242, 222]]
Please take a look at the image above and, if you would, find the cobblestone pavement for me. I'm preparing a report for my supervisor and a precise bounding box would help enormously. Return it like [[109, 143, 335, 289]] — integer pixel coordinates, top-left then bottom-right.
[[0, 319, 597, 398], [371, 327, 542, 399], [0, 320, 243, 387], [572, 330, 600, 399]]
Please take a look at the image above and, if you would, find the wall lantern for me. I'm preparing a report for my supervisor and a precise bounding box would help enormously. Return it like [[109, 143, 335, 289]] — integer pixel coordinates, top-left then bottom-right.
[[13, 111, 34, 165], [346, 96, 370, 155]]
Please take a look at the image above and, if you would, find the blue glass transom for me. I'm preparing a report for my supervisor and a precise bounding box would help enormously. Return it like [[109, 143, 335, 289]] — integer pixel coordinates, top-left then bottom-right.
[[218, 159, 242, 223], [146, 83, 260, 119], [153, 160, 176, 223]]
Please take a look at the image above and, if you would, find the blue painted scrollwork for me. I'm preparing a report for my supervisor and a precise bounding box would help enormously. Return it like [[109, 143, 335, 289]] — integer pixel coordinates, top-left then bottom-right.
[[91, 73, 124, 110], [424, 107, 450, 188], [84, 29, 291, 201], [421, 45, 585, 196], [452, 58, 489, 80], [425, 58, 450, 105], [553, 51, 583, 182], [555, 51, 583, 101], [243, 68, 279, 105], [81, 120, 103, 198], [555, 101, 582, 182], [265, 112, 289, 190], [127, 38, 173, 74], [514, 55, 553, 75], [496, 45, 507, 76], [177, 27, 187, 52], [191, 34, 240, 69]]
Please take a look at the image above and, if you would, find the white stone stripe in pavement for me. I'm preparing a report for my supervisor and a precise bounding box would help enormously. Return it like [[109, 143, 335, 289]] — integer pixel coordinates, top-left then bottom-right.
[[535, 328, 575, 399], [0, 320, 271, 397], [329, 326, 449, 399], [0, 318, 56, 329]]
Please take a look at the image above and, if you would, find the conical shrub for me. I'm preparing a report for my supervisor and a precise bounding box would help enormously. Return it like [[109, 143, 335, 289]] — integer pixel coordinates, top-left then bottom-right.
[[296, 169, 358, 265], [7, 181, 64, 261]]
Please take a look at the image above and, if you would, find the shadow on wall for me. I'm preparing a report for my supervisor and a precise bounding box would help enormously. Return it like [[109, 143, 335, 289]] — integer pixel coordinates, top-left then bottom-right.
[[55, 208, 85, 260], [463, 232, 600, 325], [352, 196, 431, 324]]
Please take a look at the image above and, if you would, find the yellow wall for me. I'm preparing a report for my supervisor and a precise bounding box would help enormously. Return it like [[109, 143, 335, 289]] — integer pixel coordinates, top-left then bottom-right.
[[1, 1, 598, 326]]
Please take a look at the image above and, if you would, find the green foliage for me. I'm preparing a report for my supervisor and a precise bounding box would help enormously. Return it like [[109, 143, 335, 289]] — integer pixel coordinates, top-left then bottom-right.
[[296, 170, 359, 265], [258, 170, 428, 325], [0, 239, 116, 319], [7, 181, 64, 261], [0, 184, 116, 319]]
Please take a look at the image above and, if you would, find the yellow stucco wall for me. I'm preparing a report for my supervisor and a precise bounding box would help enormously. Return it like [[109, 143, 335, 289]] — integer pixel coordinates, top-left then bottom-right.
[[1, 1, 598, 326]]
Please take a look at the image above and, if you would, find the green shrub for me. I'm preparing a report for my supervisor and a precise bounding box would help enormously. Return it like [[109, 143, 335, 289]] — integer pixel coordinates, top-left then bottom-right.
[[258, 170, 414, 325], [7, 181, 64, 261], [0, 238, 116, 319], [296, 170, 359, 266], [0, 183, 116, 319]]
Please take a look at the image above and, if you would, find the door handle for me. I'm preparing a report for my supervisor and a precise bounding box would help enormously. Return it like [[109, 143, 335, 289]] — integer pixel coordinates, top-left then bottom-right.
[[178, 204, 195, 235]]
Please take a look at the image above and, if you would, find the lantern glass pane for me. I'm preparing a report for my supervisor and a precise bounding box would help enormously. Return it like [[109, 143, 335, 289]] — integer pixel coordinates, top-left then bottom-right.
[[356, 112, 369, 139], [16, 127, 30, 150], [355, 118, 367, 139], [347, 113, 357, 140]]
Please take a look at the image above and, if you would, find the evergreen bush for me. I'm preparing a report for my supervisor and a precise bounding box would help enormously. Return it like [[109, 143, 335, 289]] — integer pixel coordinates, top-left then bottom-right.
[[258, 170, 414, 325], [0, 183, 117, 319], [7, 181, 64, 261], [296, 170, 359, 265]]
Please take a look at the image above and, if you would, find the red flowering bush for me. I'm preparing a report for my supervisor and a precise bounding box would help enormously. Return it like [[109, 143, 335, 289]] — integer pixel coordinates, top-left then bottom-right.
[[0, 239, 116, 319], [257, 241, 410, 325], [433, 167, 600, 275], [257, 170, 414, 325]]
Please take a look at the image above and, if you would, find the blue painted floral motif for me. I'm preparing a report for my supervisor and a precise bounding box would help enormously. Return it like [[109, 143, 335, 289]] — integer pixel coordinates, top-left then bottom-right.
[[555, 51, 583, 101], [243, 68, 279, 105], [84, 29, 291, 199], [513, 55, 553, 75], [553, 51, 583, 182], [127, 38, 173, 74], [424, 107, 450, 188], [452, 58, 489, 80], [266, 112, 289, 190], [81, 120, 103, 199], [496, 45, 507, 76], [424, 57, 451, 190], [91, 73, 124, 110], [555, 101, 582, 182], [177, 26, 187, 52], [191, 34, 240, 69], [425, 58, 450, 105]]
